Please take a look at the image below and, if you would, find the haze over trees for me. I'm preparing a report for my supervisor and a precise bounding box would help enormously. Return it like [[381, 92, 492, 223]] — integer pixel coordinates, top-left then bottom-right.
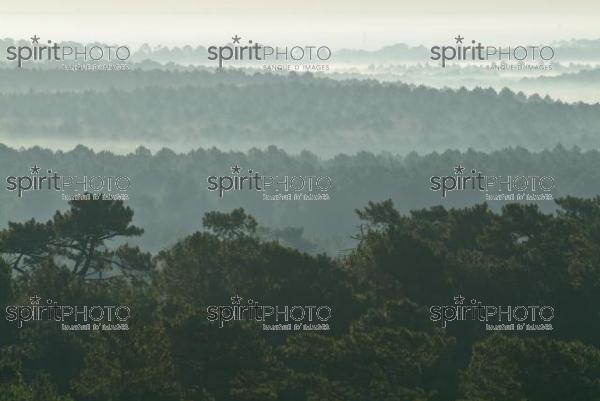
[[0, 35, 599, 401], [0, 144, 597, 254], [0, 70, 599, 155]]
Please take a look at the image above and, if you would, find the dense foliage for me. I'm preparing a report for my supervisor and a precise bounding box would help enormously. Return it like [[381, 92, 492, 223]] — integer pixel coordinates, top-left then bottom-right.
[[1, 196, 599, 401]]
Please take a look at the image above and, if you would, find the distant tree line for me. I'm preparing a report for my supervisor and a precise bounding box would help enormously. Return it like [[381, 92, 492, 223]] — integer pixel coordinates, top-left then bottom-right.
[[0, 145, 598, 254], [0, 71, 599, 155]]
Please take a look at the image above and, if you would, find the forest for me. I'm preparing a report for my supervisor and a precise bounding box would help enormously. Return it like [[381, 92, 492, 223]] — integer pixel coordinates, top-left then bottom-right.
[[0, 144, 597, 254], [0, 70, 599, 155], [0, 34, 598, 401], [0, 195, 599, 401]]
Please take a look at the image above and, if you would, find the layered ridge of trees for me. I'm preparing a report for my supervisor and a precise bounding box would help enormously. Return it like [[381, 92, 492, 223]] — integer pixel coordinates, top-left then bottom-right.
[[0, 145, 598, 254], [1, 71, 599, 154]]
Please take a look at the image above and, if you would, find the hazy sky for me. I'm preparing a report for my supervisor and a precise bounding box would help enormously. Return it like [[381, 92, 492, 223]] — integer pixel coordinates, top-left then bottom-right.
[[0, 1, 598, 49]]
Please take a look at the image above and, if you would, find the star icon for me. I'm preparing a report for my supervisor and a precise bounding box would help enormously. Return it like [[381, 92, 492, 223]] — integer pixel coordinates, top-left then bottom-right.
[[30, 164, 41, 174], [454, 294, 465, 305], [30, 295, 41, 305], [455, 35, 464, 44], [230, 294, 243, 305], [454, 164, 465, 174], [232, 35, 241, 44], [31, 35, 40, 44], [231, 164, 241, 174]]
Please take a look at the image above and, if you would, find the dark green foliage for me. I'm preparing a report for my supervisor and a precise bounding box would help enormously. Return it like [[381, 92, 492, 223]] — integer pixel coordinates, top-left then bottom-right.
[[0, 196, 148, 279], [0, 199, 599, 400]]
